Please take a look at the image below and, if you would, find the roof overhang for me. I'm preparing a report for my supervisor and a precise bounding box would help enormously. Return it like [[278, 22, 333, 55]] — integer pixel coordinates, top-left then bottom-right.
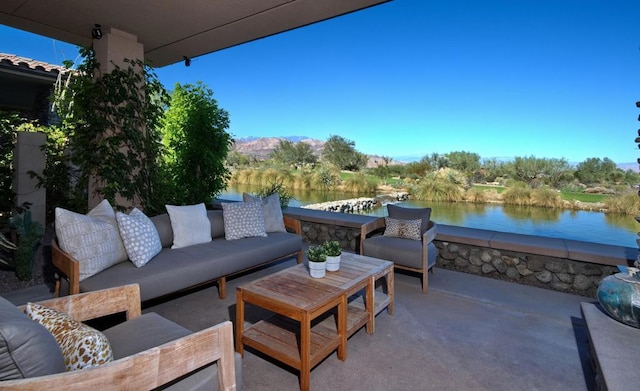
[[0, 0, 390, 67]]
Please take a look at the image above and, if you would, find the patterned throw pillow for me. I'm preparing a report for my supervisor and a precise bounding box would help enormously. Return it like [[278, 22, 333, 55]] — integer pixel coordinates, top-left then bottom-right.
[[116, 208, 162, 267], [383, 217, 422, 241], [55, 199, 128, 281], [221, 202, 268, 240], [25, 303, 114, 371], [242, 192, 286, 233], [165, 203, 212, 249]]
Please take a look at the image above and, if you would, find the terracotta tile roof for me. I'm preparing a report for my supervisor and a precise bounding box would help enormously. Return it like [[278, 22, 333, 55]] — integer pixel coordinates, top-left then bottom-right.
[[0, 53, 68, 74]]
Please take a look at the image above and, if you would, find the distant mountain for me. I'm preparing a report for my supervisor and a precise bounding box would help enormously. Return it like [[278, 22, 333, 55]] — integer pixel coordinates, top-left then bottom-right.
[[232, 137, 324, 160], [232, 136, 404, 167], [617, 162, 639, 172]]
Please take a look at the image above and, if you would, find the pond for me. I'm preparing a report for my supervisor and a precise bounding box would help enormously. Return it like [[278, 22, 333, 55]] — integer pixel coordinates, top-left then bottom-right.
[[218, 185, 639, 248]]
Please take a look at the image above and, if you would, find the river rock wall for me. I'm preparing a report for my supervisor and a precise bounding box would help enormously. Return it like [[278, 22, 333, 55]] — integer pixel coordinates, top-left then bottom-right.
[[300, 222, 360, 252], [435, 241, 616, 297]]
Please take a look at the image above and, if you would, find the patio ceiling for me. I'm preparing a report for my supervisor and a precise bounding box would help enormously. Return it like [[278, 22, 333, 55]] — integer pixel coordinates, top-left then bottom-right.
[[0, 0, 390, 67]]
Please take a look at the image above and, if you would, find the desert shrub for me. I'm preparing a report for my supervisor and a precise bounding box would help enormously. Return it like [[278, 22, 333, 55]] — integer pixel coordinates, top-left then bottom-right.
[[531, 187, 562, 208], [501, 181, 532, 206], [465, 187, 487, 203], [603, 190, 640, 215], [412, 176, 465, 202], [342, 173, 377, 193], [255, 181, 293, 209], [311, 165, 340, 191]]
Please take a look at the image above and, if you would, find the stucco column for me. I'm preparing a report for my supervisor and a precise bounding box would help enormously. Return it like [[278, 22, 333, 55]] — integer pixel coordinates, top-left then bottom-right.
[[13, 131, 46, 227], [88, 27, 144, 209]]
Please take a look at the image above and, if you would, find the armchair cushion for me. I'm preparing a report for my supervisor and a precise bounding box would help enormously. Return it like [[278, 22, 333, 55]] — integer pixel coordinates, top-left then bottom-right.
[[383, 217, 422, 240], [0, 296, 65, 380], [102, 312, 190, 359], [363, 235, 434, 270], [387, 204, 432, 234]]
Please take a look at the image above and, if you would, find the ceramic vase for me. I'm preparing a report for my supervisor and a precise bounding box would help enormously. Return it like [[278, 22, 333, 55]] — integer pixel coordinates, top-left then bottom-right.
[[326, 255, 341, 272], [596, 272, 640, 328], [309, 261, 326, 278]]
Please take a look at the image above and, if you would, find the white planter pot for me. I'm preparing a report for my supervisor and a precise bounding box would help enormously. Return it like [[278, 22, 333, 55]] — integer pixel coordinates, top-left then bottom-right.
[[326, 255, 341, 272], [309, 261, 326, 278]]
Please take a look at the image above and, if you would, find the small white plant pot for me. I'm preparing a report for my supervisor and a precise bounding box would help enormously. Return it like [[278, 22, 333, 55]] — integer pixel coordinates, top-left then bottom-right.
[[309, 261, 327, 278], [326, 255, 341, 272]]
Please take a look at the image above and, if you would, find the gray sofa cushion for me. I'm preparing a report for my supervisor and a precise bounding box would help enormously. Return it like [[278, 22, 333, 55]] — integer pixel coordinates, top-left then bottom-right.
[[363, 236, 437, 270], [0, 296, 66, 380], [151, 214, 174, 248], [80, 231, 302, 302]]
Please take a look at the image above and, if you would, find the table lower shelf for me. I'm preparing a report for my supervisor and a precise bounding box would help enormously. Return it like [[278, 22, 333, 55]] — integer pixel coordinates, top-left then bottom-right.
[[242, 302, 369, 370]]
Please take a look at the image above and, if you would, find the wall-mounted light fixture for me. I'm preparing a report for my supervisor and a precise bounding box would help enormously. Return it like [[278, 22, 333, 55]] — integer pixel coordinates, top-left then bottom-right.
[[183, 56, 191, 67], [92, 24, 102, 40]]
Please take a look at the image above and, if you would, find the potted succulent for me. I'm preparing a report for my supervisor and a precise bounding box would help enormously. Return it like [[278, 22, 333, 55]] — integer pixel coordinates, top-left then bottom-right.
[[306, 245, 327, 278], [323, 240, 342, 271]]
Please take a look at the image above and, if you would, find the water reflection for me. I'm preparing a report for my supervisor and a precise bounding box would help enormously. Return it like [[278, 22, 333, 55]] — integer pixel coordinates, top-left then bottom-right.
[[218, 185, 638, 248]]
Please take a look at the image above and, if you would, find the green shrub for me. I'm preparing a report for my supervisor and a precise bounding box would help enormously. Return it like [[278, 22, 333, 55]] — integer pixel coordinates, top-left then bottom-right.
[[411, 168, 467, 202], [531, 187, 562, 208], [255, 181, 293, 209], [604, 191, 640, 215], [501, 182, 532, 206], [465, 187, 487, 203], [342, 173, 376, 193]]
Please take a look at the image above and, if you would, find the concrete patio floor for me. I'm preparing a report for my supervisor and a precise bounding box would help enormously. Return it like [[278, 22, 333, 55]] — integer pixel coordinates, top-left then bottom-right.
[[3, 257, 596, 391]]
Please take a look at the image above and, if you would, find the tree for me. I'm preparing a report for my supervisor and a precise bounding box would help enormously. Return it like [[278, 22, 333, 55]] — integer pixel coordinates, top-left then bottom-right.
[[445, 151, 481, 179], [322, 135, 367, 171], [53, 47, 168, 211], [161, 82, 232, 205], [574, 157, 618, 185], [270, 140, 317, 168]]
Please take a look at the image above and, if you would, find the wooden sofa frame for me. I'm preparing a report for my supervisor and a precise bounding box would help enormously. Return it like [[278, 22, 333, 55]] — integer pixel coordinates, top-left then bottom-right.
[[1, 284, 237, 390], [52, 216, 303, 300]]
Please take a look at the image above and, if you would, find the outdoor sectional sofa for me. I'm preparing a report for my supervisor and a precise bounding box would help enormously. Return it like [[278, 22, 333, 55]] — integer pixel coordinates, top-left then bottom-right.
[[52, 199, 303, 302]]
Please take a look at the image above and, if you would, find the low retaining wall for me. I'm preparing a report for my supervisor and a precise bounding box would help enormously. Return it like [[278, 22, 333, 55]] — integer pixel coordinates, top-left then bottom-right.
[[282, 206, 635, 298], [435, 241, 617, 298]]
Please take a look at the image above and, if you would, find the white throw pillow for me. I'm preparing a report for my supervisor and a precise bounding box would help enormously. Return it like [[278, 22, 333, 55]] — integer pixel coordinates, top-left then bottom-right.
[[55, 199, 128, 281], [165, 203, 211, 249], [116, 208, 162, 267], [222, 202, 267, 240], [242, 193, 286, 233]]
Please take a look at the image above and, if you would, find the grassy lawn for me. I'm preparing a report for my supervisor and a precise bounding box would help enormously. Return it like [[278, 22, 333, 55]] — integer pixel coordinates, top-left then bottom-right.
[[560, 192, 605, 202], [472, 184, 505, 193]]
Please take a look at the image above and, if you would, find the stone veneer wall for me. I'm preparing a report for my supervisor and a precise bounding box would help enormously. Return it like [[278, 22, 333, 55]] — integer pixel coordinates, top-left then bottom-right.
[[434, 240, 617, 298], [300, 221, 360, 252]]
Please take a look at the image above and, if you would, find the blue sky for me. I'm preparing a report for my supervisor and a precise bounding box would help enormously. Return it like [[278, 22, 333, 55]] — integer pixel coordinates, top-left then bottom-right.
[[1, 0, 639, 164]]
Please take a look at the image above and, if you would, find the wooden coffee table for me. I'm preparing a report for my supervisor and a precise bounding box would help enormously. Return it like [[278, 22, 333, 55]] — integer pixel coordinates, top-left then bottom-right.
[[236, 253, 393, 391]]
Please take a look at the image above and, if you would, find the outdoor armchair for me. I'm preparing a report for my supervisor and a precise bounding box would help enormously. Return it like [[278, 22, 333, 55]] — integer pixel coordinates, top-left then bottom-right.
[[360, 205, 437, 293], [0, 284, 238, 390]]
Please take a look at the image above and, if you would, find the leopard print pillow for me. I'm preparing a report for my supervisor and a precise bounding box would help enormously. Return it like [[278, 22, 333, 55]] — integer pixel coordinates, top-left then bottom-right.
[[383, 217, 422, 241], [25, 303, 114, 371]]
